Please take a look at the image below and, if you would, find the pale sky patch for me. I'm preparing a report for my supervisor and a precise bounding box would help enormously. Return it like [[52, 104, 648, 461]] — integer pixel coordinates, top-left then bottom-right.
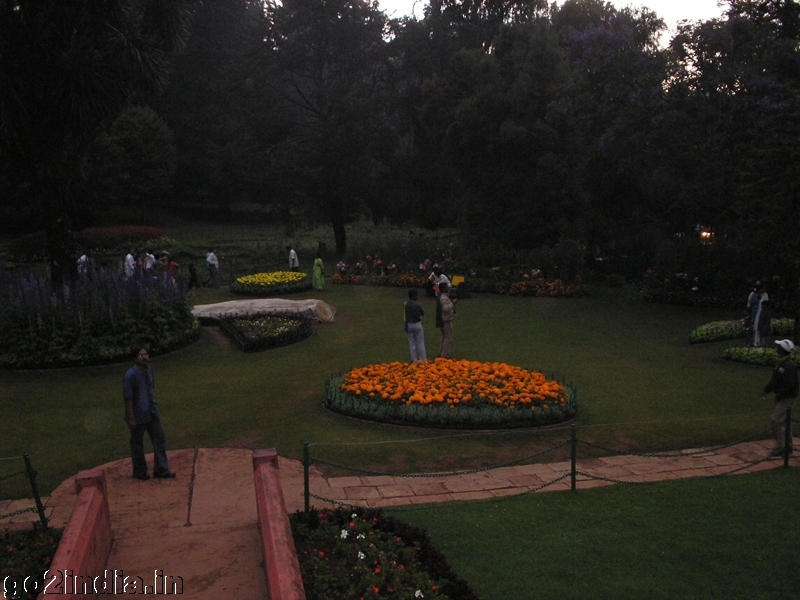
[[379, 0, 727, 36]]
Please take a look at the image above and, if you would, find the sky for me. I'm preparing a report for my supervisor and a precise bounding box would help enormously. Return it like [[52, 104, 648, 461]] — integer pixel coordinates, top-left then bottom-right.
[[378, 0, 727, 34]]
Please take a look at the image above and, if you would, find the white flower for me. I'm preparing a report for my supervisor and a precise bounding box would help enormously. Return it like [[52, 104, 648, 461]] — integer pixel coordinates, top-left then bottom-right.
[[356, 533, 365, 540], [415, 591, 424, 598], [340, 530, 349, 539], [357, 551, 366, 560], [351, 513, 358, 519]]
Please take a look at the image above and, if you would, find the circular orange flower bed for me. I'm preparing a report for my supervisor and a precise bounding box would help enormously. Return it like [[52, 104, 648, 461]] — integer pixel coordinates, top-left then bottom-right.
[[324, 359, 577, 429]]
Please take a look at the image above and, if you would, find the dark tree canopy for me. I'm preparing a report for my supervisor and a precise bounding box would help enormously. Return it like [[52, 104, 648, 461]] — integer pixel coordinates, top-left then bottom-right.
[[0, 0, 190, 280]]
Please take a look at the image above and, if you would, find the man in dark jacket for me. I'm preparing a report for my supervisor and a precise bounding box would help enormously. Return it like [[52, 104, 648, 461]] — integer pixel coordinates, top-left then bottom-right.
[[760, 339, 798, 456]]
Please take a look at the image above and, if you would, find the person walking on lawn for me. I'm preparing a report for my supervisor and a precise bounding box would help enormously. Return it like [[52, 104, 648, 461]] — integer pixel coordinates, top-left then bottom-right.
[[123, 348, 176, 480], [760, 339, 798, 457]]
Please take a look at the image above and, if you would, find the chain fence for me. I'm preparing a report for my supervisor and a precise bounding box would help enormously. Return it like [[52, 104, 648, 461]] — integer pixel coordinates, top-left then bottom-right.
[[0, 453, 49, 528], [301, 409, 797, 511]]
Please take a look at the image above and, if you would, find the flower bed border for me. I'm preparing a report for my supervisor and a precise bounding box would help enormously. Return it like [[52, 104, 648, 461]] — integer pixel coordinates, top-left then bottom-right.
[[0, 318, 201, 370], [719, 345, 800, 367], [331, 273, 586, 298], [291, 507, 479, 600], [230, 273, 312, 297], [324, 374, 578, 429], [219, 314, 313, 352], [690, 319, 794, 344]]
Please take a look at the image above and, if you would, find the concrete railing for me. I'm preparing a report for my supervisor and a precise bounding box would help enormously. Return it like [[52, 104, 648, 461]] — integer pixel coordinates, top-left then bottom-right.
[[38, 468, 112, 599], [253, 449, 306, 600]]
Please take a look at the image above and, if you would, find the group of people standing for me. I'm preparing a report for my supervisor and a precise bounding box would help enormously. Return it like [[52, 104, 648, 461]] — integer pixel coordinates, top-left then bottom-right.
[[122, 248, 180, 281], [403, 267, 457, 362]]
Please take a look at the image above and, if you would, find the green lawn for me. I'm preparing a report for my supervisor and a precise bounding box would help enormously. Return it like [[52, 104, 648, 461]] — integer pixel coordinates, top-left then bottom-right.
[[389, 468, 800, 600], [0, 281, 772, 499]]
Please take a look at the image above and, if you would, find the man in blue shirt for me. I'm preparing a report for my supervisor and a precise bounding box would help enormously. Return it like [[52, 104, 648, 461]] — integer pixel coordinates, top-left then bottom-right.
[[123, 348, 175, 480]]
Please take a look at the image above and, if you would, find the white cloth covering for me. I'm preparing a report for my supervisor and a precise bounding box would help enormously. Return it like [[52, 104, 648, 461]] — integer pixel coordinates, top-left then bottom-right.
[[192, 298, 335, 323]]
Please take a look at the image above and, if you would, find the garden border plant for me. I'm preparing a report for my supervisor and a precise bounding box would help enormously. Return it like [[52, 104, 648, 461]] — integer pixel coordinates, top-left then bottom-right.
[[290, 507, 479, 600], [0, 266, 200, 368], [719, 345, 800, 367], [229, 271, 312, 296], [219, 314, 313, 352], [324, 359, 578, 429], [1, 525, 63, 600], [690, 318, 794, 344]]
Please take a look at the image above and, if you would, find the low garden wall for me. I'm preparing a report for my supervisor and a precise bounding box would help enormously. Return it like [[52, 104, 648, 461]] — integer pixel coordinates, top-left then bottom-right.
[[252, 449, 306, 600], [38, 469, 112, 599]]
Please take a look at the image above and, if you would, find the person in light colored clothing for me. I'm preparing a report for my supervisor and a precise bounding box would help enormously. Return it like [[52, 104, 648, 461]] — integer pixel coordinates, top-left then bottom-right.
[[436, 283, 456, 358], [205, 248, 219, 287], [404, 289, 426, 362], [312, 252, 324, 290], [428, 266, 450, 297], [287, 246, 299, 272], [124, 249, 136, 278]]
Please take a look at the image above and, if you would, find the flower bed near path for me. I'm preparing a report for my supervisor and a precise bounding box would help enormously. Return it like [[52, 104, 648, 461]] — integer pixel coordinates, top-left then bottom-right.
[[1, 526, 63, 600], [219, 315, 312, 352], [229, 271, 311, 296], [690, 318, 794, 344], [325, 358, 577, 428], [291, 507, 478, 600]]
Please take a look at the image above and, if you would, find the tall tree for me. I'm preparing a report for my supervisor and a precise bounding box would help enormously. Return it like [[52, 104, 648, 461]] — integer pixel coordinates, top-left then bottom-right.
[[265, 0, 393, 254], [153, 0, 286, 216], [0, 0, 190, 281], [83, 105, 178, 222]]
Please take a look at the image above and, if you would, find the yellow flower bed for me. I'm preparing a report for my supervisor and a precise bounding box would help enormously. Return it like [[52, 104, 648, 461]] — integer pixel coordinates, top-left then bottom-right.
[[235, 271, 307, 286], [230, 271, 311, 296], [340, 358, 567, 409]]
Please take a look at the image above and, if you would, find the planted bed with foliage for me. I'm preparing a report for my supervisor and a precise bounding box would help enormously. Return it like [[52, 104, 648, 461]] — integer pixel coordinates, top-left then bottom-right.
[[229, 271, 311, 296], [325, 359, 577, 428], [219, 315, 313, 352], [1, 526, 62, 600], [720, 346, 800, 367], [291, 507, 478, 600], [0, 267, 199, 368], [690, 318, 794, 344]]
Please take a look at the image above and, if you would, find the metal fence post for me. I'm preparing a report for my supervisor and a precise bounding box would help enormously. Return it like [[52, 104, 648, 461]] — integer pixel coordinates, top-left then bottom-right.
[[303, 441, 310, 513], [570, 423, 577, 491], [23, 452, 48, 528], [784, 406, 792, 469]]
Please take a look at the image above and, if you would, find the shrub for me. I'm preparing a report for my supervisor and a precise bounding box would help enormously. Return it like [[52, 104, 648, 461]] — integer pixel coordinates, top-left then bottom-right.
[[0, 266, 199, 368], [325, 359, 577, 429], [291, 507, 478, 600], [1, 526, 63, 600], [219, 315, 313, 352], [720, 346, 800, 367], [229, 271, 311, 296], [690, 319, 794, 344]]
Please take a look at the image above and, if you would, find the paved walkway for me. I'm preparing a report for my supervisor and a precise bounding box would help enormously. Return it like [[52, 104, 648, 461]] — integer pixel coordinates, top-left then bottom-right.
[[1, 439, 797, 599]]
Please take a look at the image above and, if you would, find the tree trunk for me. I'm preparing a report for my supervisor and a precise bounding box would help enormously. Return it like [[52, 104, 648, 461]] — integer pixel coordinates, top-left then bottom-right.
[[795, 270, 800, 345], [332, 211, 347, 256], [46, 216, 76, 284]]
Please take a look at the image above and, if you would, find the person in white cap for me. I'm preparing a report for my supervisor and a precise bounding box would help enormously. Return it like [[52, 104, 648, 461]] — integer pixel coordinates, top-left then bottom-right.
[[760, 339, 798, 456]]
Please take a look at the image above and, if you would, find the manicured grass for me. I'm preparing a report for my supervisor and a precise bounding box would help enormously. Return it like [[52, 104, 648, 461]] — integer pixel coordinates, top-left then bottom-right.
[[388, 468, 800, 600], [0, 281, 772, 499]]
